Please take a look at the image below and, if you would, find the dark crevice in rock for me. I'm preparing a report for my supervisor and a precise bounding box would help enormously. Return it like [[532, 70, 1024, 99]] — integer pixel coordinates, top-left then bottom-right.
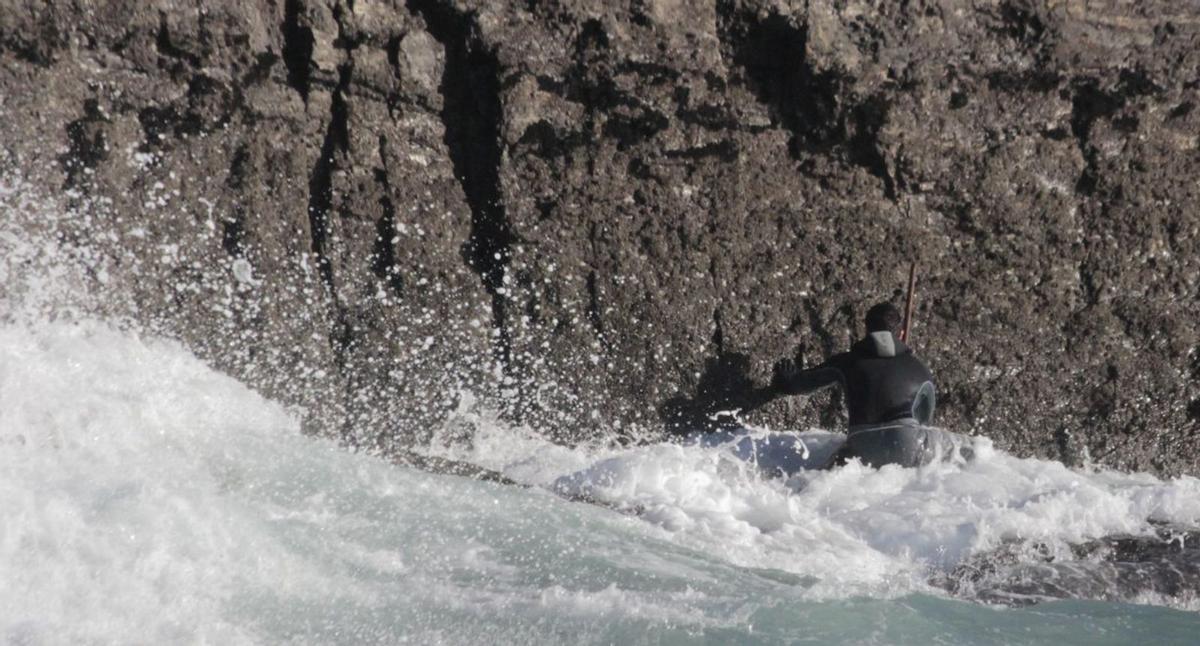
[[619, 60, 683, 84], [371, 136, 404, 299], [383, 35, 406, 114], [846, 94, 896, 199], [1, 15, 66, 66], [675, 102, 760, 132], [156, 12, 202, 70], [563, 21, 672, 151], [282, 0, 315, 102], [307, 63, 353, 364], [331, 2, 364, 51], [222, 210, 246, 259], [137, 105, 197, 147], [716, 4, 896, 198], [585, 270, 603, 334], [59, 99, 109, 190], [243, 52, 280, 87], [717, 7, 834, 147], [301, 4, 365, 444], [407, 0, 514, 368], [570, 19, 611, 105], [1077, 261, 1101, 308], [986, 70, 1061, 93], [1187, 399, 1200, 423], [1068, 70, 1159, 196], [996, 1, 1046, 47], [1, 40, 49, 66], [603, 107, 670, 150], [385, 34, 401, 70], [1168, 101, 1193, 120], [135, 74, 237, 148], [1069, 80, 1123, 196], [629, 0, 652, 28], [561, 19, 672, 155], [1042, 126, 1070, 141], [222, 145, 250, 258], [515, 120, 587, 158], [711, 307, 724, 354]]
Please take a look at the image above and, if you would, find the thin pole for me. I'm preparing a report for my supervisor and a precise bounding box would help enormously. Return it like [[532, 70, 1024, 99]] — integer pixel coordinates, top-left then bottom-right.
[[900, 262, 917, 343]]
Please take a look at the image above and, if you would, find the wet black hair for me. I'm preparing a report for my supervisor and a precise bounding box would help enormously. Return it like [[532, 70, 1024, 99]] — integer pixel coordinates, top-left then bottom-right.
[[865, 302, 902, 334]]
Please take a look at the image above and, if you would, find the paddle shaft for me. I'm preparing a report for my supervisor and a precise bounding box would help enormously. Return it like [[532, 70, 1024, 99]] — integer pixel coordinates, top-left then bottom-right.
[[900, 263, 917, 343]]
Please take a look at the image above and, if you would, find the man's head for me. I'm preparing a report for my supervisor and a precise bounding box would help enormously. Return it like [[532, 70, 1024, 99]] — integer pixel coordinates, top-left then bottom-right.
[[865, 302, 902, 335]]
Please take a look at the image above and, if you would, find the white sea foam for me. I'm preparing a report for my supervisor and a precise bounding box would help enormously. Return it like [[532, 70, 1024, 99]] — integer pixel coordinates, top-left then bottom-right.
[[0, 322, 292, 642], [428, 408, 1200, 599]]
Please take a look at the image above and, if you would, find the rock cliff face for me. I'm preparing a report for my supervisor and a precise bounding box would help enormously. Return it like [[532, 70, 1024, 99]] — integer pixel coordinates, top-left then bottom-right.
[[2, 1, 1198, 473]]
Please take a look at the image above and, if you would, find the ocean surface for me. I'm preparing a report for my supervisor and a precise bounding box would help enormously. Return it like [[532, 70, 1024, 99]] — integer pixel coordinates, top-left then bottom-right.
[[3, 175, 1200, 644]]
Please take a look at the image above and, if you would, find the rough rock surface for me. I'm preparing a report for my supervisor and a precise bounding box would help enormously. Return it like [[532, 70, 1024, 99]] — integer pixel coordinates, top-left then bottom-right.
[[2, 0, 1198, 474], [933, 524, 1200, 606]]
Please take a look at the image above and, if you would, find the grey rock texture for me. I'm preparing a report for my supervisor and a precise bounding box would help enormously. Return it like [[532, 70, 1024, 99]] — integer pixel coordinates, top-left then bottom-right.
[[2, 0, 1198, 474], [934, 524, 1200, 606]]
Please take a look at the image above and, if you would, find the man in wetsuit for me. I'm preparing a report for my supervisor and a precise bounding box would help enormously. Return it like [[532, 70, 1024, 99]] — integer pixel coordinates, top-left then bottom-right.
[[770, 302, 964, 468]]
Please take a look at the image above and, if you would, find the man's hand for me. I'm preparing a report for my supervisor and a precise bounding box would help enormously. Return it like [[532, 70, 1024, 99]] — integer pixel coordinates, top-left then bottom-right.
[[770, 344, 806, 391]]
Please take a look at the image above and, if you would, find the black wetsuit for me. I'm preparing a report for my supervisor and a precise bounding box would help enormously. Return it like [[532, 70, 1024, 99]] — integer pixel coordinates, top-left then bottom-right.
[[774, 331, 963, 468]]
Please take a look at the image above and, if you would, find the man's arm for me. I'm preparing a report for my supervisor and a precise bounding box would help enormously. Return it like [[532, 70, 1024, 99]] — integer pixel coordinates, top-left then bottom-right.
[[771, 358, 843, 396]]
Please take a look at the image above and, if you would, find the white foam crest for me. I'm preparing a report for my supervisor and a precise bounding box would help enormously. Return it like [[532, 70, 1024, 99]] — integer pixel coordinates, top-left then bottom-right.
[[0, 322, 287, 642], [0, 320, 567, 641], [429, 391, 608, 485]]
